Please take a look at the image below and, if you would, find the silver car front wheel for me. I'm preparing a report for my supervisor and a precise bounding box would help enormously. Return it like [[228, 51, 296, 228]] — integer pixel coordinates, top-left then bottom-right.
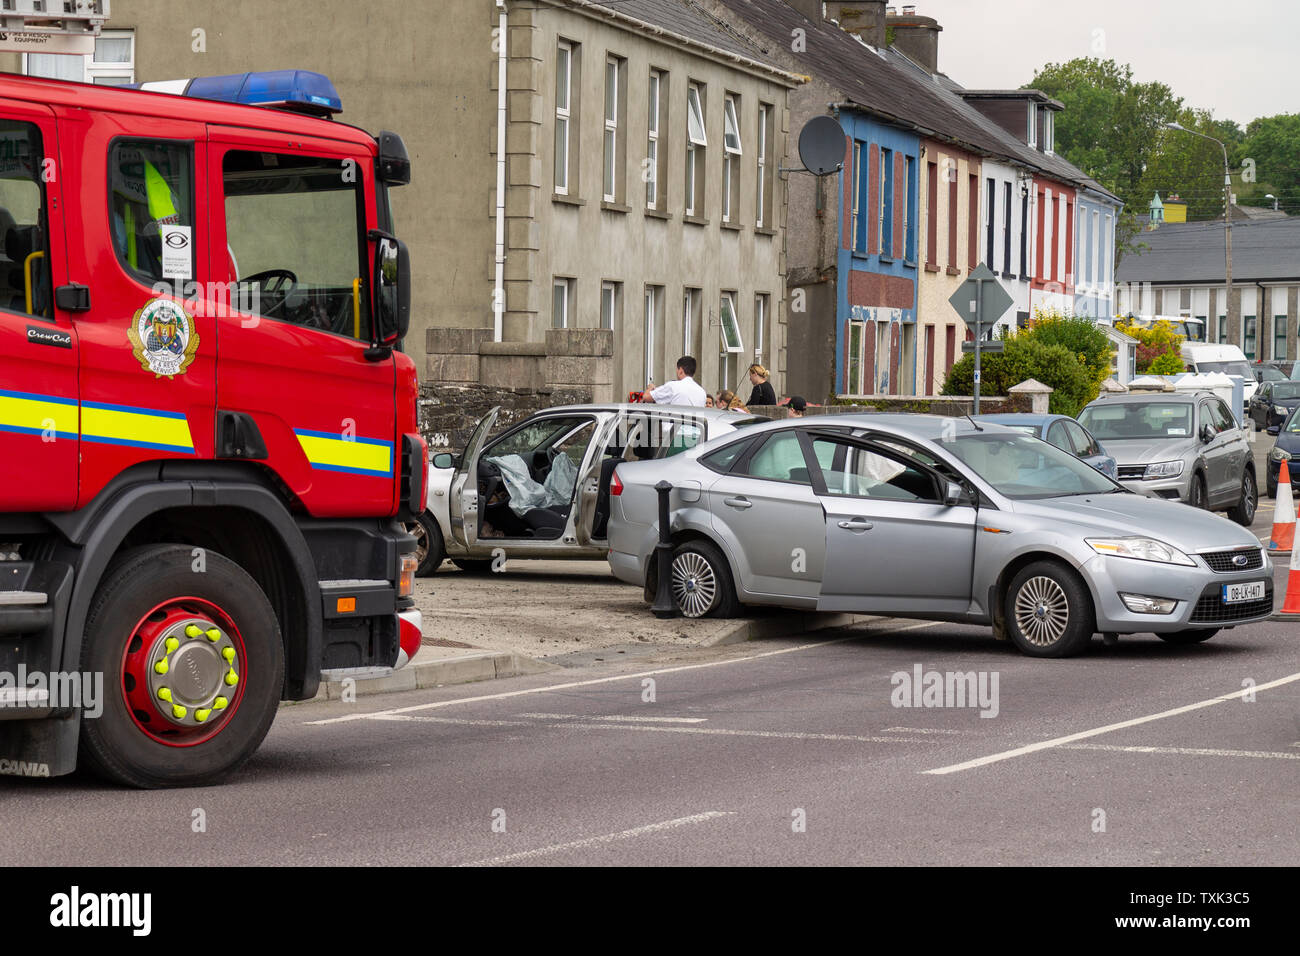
[[1004, 561, 1094, 658], [1014, 576, 1070, 647]]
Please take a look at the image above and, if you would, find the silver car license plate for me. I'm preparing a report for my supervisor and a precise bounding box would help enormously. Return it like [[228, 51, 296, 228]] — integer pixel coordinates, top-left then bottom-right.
[[1222, 581, 1265, 603]]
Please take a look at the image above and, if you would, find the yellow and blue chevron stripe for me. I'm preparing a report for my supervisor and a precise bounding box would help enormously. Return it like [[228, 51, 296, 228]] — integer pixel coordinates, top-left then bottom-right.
[[0, 388, 78, 440], [294, 428, 393, 478], [0, 389, 195, 454]]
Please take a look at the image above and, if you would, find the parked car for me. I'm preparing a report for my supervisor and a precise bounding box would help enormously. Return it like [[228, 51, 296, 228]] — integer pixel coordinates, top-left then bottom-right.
[[1247, 379, 1300, 432], [606, 415, 1272, 657], [407, 404, 766, 574], [1266, 406, 1300, 498], [1254, 359, 1300, 382], [975, 413, 1117, 478], [1077, 391, 1256, 524], [1180, 342, 1257, 413]]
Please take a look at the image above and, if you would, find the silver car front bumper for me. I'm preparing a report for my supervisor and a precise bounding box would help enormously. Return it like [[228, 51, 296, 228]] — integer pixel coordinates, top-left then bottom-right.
[[1082, 552, 1274, 632]]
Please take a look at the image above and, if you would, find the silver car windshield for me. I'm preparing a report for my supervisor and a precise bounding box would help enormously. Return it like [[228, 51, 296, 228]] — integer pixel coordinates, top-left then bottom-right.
[[944, 433, 1117, 499], [1078, 402, 1193, 441], [1197, 360, 1252, 379]]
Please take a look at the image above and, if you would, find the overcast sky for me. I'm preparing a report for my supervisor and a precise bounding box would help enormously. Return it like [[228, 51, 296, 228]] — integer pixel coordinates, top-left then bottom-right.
[[915, 0, 1293, 126]]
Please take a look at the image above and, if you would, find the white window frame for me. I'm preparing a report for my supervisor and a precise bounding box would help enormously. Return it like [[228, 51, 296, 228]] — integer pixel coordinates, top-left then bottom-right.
[[756, 104, 769, 228], [722, 96, 742, 224], [1027, 102, 1038, 148], [720, 292, 744, 355], [25, 28, 136, 85], [754, 293, 768, 364], [851, 142, 862, 252], [683, 288, 696, 354], [553, 277, 573, 329], [644, 286, 662, 385], [686, 83, 706, 217], [1044, 110, 1055, 156], [647, 70, 661, 209], [603, 56, 620, 203], [601, 281, 619, 331], [555, 41, 573, 195]]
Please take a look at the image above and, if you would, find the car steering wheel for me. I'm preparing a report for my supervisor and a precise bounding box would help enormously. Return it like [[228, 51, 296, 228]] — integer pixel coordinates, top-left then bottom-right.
[[240, 269, 298, 318]]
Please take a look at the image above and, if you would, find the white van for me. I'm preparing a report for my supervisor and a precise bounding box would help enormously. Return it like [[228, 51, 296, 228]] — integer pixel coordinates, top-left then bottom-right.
[[1180, 342, 1257, 411]]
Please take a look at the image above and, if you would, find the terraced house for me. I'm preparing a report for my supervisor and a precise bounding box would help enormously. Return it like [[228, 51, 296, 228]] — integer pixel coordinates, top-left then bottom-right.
[[708, 0, 1122, 400]]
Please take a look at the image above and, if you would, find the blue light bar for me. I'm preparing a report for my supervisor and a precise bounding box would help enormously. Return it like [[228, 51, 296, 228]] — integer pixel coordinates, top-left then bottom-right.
[[131, 70, 343, 117]]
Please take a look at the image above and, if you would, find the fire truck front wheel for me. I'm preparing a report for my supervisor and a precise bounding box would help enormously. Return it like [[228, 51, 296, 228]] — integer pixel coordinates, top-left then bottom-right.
[[78, 545, 285, 788]]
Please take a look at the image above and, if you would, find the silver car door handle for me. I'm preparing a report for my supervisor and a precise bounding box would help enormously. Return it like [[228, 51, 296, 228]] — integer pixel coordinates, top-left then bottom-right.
[[838, 518, 873, 531], [723, 496, 753, 510]]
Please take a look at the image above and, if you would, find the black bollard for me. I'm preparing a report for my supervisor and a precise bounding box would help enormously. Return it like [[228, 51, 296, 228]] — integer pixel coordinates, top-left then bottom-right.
[[650, 480, 677, 618]]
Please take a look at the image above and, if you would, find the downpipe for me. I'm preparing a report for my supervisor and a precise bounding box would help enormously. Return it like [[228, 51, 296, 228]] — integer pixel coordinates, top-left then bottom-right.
[[493, 0, 508, 342]]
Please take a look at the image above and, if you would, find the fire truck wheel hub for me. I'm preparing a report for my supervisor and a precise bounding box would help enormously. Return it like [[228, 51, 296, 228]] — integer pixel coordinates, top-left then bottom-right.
[[123, 601, 245, 745]]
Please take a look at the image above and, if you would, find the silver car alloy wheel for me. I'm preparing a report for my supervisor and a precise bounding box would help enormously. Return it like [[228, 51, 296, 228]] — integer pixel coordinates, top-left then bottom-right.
[[1013, 575, 1071, 647], [671, 551, 717, 618]]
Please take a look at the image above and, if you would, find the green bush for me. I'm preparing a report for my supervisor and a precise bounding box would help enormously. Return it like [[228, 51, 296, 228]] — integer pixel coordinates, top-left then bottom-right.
[[1027, 308, 1112, 400], [942, 337, 1095, 416], [1146, 351, 1185, 375]]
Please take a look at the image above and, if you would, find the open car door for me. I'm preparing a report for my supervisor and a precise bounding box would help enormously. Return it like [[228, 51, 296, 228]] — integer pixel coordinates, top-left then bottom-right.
[[574, 413, 630, 546], [447, 406, 499, 548]]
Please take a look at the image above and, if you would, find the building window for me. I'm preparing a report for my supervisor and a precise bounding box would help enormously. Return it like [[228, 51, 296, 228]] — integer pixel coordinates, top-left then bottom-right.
[[1020, 191, 1030, 277], [926, 160, 938, 267], [1027, 102, 1037, 148], [1276, 316, 1288, 360], [1244, 315, 1257, 359], [1002, 182, 1013, 277], [722, 94, 742, 223], [647, 70, 665, 209], [985, 178, 996, 271], [875, 322, 891, 393], [26, 29, 135, 84], [879, 147, 893, 256], [555, 41, 575, 195], [553, 277, 574, 329], [644, 285, 664, 385], [851, 142, 864, 252], [719, 292, 744, 389], [755, 293, 769, 367], [947, 166, 959, 271], [848, 321, 864, 394], [601, 281, 621, 331], [756, 103, 773, 229], [603, 56, 624, 203], [1044, 110, 1055, 155], [903, 155, 916, 263], [968, 174, 979, 269], [1218, 315, 1227, 345], [685, 83, 707, 217], [683, 287, 702, 356]]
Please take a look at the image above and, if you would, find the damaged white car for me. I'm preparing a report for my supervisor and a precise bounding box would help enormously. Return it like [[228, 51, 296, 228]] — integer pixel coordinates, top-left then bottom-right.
[[408, 404, 765, 573]]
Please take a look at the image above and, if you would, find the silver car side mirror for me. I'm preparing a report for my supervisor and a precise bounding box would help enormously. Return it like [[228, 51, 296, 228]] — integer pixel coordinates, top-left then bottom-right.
[[944, 481, 965, 507]]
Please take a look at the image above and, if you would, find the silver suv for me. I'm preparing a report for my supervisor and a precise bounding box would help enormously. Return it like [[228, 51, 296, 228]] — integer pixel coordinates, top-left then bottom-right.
[[1078, 391, 1257, 525]]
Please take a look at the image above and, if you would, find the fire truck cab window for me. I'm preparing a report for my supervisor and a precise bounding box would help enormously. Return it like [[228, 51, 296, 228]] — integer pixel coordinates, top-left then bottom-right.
[[222, 151, 368, 339], [109, 140, 194, 285], [0, 120, 50, 317]]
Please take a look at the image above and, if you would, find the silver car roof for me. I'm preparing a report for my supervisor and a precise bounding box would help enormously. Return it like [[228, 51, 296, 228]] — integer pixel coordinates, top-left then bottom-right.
[[543, 403, 762, 423]]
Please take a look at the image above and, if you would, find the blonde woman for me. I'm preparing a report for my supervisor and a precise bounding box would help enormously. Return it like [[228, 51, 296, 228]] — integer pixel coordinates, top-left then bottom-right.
[[746, 364, 776, 406], [717, 389, 749, 413]]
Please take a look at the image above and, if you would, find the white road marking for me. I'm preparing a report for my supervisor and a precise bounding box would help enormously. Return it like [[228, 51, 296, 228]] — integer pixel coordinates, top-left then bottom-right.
[[923, 670, 1300, 775], [462, 811, 735, 866], [369, 714, 529, 727], [554, 721, 934, 744], [519, 713, 708, 724], [883, 726, 966, 735], [307, 621, 941, 726], [1062, 743, 1300, 760]]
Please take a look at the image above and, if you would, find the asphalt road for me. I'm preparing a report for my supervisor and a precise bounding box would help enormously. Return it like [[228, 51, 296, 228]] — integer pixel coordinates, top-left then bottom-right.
[[0, 434, 1294, 867]]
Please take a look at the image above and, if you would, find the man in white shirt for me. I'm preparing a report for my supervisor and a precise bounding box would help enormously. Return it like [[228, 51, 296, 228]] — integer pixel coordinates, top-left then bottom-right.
[[645, 355, 707, 407]]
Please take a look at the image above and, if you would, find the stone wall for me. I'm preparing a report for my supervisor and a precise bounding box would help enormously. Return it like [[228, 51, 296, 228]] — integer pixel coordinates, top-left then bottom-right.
[[419, 383, 594, 453]]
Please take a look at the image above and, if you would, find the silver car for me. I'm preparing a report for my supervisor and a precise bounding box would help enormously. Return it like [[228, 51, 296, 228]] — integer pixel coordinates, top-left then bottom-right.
[[410, 403, 765, 573], [607, 415, 1274, 657], [1077, 391, 1257, 525]]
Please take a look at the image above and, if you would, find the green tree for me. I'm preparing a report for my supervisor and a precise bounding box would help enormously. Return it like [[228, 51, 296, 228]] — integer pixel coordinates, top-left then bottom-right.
[[1027, 308, 1112, 396], [1238, 114, 1300, 213], [942, 337, 1094, 416], [1140, 107, 1234, 221]]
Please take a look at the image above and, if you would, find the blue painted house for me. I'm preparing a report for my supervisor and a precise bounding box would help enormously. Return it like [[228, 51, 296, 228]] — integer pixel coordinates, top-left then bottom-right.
[[836, 111, 921, 395]]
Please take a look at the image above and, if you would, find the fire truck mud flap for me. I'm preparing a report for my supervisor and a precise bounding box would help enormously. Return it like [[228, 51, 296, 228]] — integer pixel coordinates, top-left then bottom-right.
[[0, 711, 79, 778]]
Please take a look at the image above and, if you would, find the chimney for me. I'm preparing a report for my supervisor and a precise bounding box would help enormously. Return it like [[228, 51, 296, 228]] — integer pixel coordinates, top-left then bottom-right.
[[824, 1, 888, 48], [887, 8, 942, 73]]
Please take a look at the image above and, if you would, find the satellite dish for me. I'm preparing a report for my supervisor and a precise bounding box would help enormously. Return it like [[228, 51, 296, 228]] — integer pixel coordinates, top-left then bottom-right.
[[798, 115, 845, 176]]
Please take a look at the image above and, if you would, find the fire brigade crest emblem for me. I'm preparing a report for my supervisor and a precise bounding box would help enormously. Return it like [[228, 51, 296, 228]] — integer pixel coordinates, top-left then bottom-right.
[[128, 298, 200, 378]]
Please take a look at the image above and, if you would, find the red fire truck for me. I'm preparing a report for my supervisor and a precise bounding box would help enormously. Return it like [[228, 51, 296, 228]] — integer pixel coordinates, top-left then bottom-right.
[[0, 68, 425, 787]]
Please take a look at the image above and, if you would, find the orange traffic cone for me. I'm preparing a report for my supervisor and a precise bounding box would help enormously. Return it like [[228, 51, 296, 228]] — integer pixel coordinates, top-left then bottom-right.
[[1272, 541, 1300, 620], [1269, 460, 1295, 556]]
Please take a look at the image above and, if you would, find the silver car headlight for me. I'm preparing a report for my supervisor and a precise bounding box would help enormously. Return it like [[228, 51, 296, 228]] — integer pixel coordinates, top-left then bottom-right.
[[1143, 460, 1184, 479], [1271, 446, 1292, 462], [1087, 537, 1196, 566]]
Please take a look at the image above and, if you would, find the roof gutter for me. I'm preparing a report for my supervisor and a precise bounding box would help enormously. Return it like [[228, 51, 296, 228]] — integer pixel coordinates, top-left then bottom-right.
[[540, 0, 805, 86]]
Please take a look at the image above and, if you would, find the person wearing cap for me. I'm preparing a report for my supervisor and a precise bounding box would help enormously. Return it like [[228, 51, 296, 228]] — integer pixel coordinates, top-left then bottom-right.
[[746, 364, 777, 407], [788, 396, 807, 417]]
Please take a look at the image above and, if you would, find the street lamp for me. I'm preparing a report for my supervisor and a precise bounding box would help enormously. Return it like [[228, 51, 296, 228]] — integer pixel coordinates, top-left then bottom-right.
[[1165, 121, 1234, 346], [1266, 193, 1279, 211]]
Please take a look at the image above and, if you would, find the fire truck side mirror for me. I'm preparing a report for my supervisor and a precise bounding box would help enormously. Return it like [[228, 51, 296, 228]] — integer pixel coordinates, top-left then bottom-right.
[[375, 236, 410, 345]]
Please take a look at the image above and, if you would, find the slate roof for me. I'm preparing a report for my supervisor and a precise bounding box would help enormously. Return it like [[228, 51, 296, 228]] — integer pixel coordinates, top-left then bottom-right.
[[580, 0, 793, 76], [1116, 218, 1300, 284], [709, 0, 1120, 203]]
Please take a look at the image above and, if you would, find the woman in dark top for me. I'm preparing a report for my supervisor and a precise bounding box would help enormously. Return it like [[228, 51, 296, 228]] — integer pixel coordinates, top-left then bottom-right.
[[746, 365, 776, 407]]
